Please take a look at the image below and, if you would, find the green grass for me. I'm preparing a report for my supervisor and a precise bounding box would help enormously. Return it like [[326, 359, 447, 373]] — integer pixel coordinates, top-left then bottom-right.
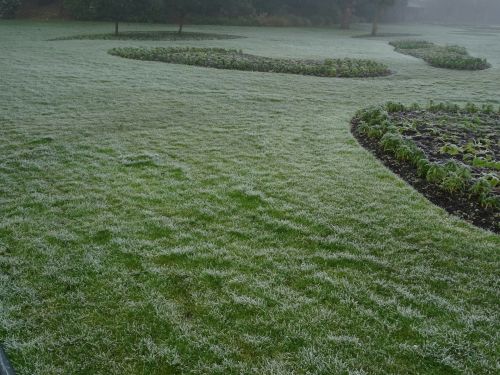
[[390, 40, 491, 70], [108, 46, 391, 78], [0, 21, 499, 374]]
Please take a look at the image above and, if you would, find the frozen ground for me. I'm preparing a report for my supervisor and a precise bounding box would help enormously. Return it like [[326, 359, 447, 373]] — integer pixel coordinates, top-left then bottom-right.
[[0, 20, 499, 374]]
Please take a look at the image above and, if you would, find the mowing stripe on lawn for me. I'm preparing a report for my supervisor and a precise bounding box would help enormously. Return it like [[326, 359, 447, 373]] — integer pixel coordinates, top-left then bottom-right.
[[0, 346, 15, 375]]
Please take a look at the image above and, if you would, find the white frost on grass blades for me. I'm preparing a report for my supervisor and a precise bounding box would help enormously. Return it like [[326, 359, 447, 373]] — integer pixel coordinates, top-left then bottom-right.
[[0, 21, 499, 374], [326, 334, 362, 346], [230, 293, 266, 308], [138, 337, 182, 366]]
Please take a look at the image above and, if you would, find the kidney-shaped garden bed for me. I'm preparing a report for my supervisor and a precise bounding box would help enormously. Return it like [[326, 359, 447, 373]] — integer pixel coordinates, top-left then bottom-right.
[[390, 40, 490, 70], [109, 47, 391, 78], [352, 102, 499, 232]]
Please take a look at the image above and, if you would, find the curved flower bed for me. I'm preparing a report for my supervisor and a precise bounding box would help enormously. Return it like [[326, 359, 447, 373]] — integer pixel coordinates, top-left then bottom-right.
[[390, 40, 490, 70], [108, 47, 391, 78], [352, 102, 499, 232], [51, 31, 243, 41]]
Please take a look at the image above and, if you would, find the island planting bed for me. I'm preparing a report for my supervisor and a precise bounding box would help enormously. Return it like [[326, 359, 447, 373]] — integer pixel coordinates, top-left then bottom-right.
[[352, 102, 499, 232], [390, 40, 490, 70]]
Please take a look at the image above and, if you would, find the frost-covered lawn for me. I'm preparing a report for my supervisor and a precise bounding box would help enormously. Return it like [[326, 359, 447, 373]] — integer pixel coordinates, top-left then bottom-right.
[[0, 21, 499, 374]]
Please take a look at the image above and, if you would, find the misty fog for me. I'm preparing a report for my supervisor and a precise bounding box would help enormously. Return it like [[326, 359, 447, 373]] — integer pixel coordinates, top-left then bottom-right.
[[414, 0, 500, 25]]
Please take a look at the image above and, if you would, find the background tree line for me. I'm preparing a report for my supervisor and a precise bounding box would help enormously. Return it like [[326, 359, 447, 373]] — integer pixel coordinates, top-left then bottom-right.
[[3, 1, 499, 34], [2, 0, 405, 34]]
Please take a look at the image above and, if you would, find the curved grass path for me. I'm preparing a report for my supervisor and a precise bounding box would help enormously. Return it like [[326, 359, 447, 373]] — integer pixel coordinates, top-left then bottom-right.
[[0, 20, 499, 374]]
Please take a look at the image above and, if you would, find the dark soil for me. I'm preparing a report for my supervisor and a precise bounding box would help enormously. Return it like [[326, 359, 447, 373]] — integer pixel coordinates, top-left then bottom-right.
[[389, 111, 500, 188], [351, 118, 499, 233]]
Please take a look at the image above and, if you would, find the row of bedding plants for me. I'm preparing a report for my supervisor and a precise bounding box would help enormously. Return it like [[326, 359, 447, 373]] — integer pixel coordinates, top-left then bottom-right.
[[108, 47, 392, 78]]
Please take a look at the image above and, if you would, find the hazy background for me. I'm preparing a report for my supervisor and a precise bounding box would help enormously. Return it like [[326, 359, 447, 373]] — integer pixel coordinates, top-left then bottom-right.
[[2, 1, 500, 29], [409, 0, 500, 25]]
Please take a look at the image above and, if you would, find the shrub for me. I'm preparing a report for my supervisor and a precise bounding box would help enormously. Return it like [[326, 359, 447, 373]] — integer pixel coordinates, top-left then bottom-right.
[[0, 0, 20, 19], [63, 0, 94, 20], [471, 176, 500, 209], [389, 40, 490, 71], [438, 162, 471, 193], [109, 47, 391, 79]]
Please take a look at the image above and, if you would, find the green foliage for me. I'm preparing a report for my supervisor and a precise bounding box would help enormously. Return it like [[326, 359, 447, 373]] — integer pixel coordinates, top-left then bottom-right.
[[471, 176, 500, 209], [439, 143, 462, 156], [355, 102, 500, 209], [444, 45, 467, 55], [426, 164, 447, 184], [0, 0, 20, 18], [109, 47, 391, 78], [472, 158, 500, 170], [49, 0, 400, 26], [416, 157, 431, 177], [385, 101, 406, 113], [390, 40, 491, 71]]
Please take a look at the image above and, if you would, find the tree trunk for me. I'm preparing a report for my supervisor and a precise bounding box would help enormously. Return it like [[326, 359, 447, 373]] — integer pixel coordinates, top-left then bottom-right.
[[178, 14, 185, 34], [115, 21, 119, 36], [371, 6, 381, 36], [58, 0, 65, 17], [340, 0, 353, 29]]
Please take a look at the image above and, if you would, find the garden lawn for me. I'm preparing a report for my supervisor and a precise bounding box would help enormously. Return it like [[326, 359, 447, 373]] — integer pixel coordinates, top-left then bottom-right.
[[0, 21, 499, 374]]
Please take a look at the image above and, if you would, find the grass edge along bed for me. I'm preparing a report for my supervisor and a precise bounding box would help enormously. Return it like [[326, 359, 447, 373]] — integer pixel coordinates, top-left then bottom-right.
[[351, 102, 499, 233], [108, 47, 392, 78], [389, 40, 490, 70]]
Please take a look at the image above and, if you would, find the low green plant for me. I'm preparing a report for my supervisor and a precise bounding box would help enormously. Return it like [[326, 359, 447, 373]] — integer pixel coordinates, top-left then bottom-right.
[[426, 164, 447, 184], [471, 176, 500, 209], [386, 101, 407, 113], [416, 158, 431, 177], [472, 158, 500, 170], [440, 143, 462, 156], [109, 47, 391, 78], [354, 102, 499, 210], [438, 162, 471, 193]]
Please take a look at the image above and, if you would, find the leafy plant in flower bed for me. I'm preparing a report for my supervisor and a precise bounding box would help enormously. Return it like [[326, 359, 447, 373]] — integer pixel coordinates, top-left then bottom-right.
[[108, 47, 391, 78], [352, 102, 499, 232], [50, 31, 243, 41], [390, 40, 491, 70]]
